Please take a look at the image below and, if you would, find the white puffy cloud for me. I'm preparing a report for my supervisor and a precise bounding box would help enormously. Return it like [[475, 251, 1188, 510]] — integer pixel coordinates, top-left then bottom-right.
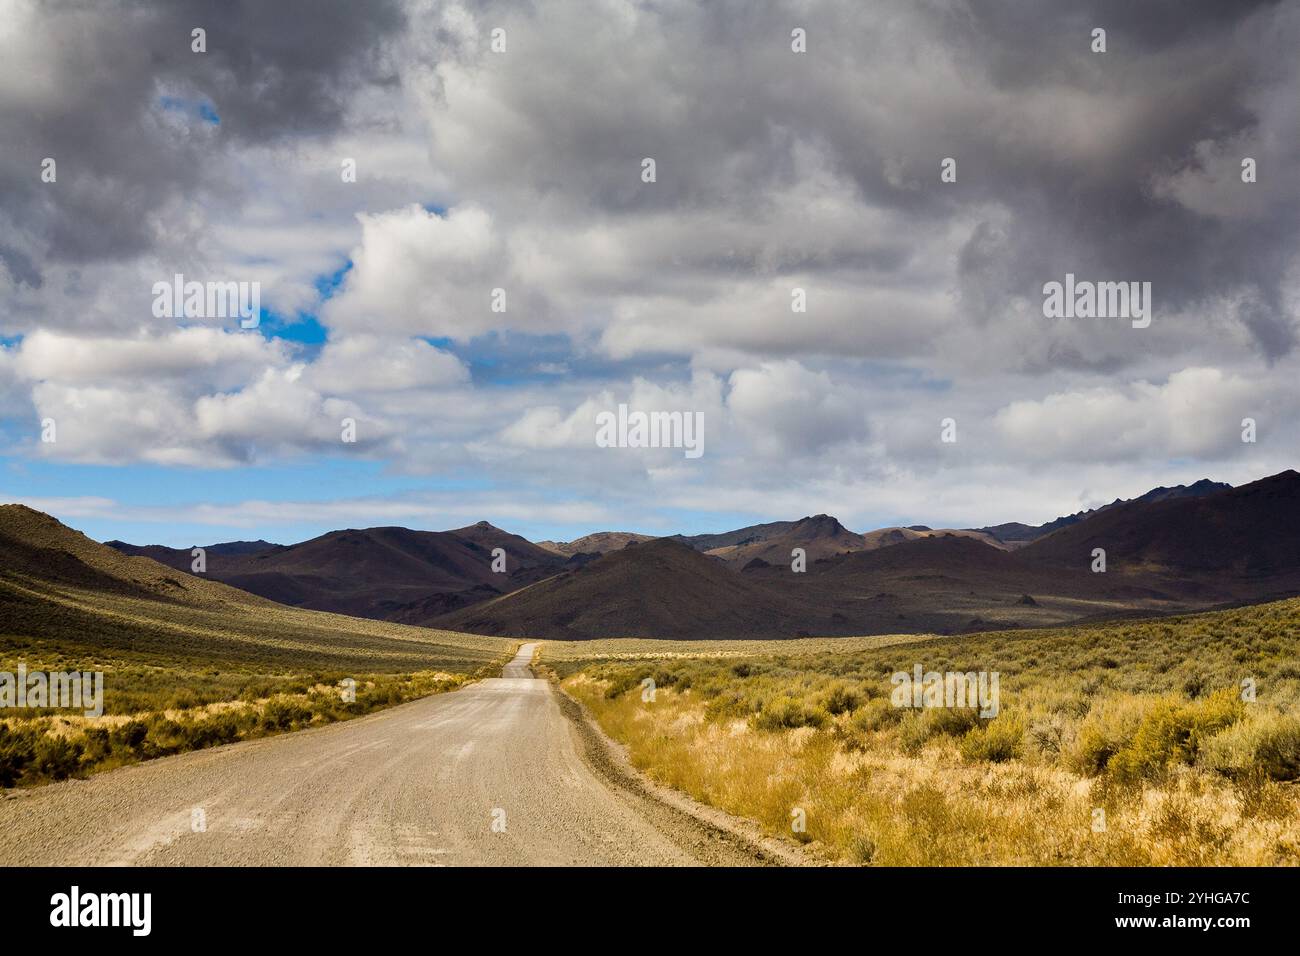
[[322, 204, 520, 339], [994, 368, 1272, 463], [16, 327, 284, 383], [305, 335, 469, 393]]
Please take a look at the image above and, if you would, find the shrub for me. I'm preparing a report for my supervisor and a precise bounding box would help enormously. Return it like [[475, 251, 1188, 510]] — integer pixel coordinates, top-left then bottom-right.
[[110, 719, 149, 753], [80, 727, 111, 764], [260, 697, 313, 732], [1199, 713, 1300, 782], [959, 715, 1026, 763], [0, 725, 38, 787], [31, 736, 83, 781], [896, 707, 981, 755], [1026, 714, 1068, 760], [184, 713, 242, 749], [817, 681, 863, 716], [1106, 689, 1243, 782], [144, 717, 187, 757], [1069, 697, 1147, 776], [848, 697, 902, 735], [753, 695, 828, 731]]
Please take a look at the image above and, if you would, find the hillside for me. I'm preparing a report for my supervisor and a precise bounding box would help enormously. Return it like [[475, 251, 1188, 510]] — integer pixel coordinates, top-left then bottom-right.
[[977, 478, 1231, 546], [1020, 471, 1300, 600], [536, 531, 656, 556], [108, 521, 568, 624], [0, 504, 513, 674], [435, 472, 1300, 640], [709, 514, 866, 567], [556, 594, 1300, 865], [435, 538, 823, 640], [858, 526, 1006, 551], [669, 520, 798, 553]]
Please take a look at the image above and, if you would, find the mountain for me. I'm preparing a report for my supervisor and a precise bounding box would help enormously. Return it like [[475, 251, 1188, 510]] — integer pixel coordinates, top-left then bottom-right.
[[435, 530, 1186, 640], [434, 537, 823, 640], [858, 526, 1006, 552], [536, 531, 656, 557], [708, 514, 865, 567], [1020, 471, 1300, 599], [977, 478, 1232, 546], [668, 520, 799, 553], [91, 470, 1300, 641], [103, 539, 283, 574], [108, 522, 567, 623], [0, 504, 510, 675], [3, 505, 268, 607]]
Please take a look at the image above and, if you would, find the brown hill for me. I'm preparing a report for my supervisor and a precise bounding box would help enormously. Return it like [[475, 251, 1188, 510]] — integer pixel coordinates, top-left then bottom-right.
[[712, 514, 866, 567], [436, 530, 1194, 640], [0, 504, 511, 675], [858, 526, 1006, 551], [1020, 470, 1300, 600], [977, 478, 1232, 547], [669, 520, 798, 552], [434, 538, 825, 640], [536, 531, 656, 556], [770, 533, 1179, 634], [0, 505, 270, 608], [107, 522, 567, 622]]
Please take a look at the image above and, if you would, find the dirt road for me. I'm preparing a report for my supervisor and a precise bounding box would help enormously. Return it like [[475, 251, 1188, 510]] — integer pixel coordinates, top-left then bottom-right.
[[0, 644, 769, 866]]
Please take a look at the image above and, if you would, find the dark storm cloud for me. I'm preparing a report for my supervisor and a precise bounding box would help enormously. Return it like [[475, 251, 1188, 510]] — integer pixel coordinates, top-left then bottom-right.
[[0, 0, 404, 277], [427, 0, 1297, 360]]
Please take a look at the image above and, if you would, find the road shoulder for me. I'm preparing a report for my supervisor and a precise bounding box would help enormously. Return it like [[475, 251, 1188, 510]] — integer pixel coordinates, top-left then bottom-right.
[[550, 675, 824, 867]]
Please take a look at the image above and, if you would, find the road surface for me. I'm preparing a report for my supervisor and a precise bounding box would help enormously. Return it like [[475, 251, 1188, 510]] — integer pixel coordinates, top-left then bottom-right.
[[0, 644, 768, 866]]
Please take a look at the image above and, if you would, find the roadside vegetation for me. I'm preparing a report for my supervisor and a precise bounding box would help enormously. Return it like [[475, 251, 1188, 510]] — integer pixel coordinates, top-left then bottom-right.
[[0, 573, 515, 788], [555, 597, 1300, 865]]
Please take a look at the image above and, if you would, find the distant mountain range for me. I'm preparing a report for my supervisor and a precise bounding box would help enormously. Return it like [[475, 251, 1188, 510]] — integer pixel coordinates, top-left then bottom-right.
[[75, 471, 1300, 640], [108, 521, 575, 622], [973, 478, 1231, 546]]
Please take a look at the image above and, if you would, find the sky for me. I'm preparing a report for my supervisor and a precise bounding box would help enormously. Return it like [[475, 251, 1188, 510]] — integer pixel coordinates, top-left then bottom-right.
[[1, 0, 1298, 548]]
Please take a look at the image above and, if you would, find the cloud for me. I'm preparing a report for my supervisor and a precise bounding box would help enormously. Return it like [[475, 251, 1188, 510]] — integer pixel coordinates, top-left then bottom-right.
[[0, 0, 405, 280], [15, 327, 283, 383], [727, 361, 867, 457], [994, 367, 1272, 463], [305, 335, 469, 392], [3, 0, 1300, 534], [322, 203, 519, 338]]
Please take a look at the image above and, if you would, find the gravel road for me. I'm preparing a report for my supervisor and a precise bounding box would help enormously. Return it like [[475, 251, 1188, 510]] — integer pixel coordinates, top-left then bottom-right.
[[0, 644, 772, 866]]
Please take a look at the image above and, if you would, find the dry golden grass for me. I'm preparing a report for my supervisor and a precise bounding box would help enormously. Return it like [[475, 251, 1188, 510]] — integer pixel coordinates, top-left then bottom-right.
[[557, 597, 1300, 866]]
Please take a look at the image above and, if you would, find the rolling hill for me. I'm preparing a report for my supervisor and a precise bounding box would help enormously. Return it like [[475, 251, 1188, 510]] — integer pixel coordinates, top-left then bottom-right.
[[0, 504, 513, 674], [707, 514, 865, 567], [536, 531, 656, 557], [1020, 470, 1300, 599], [434, 538, 825, 640]]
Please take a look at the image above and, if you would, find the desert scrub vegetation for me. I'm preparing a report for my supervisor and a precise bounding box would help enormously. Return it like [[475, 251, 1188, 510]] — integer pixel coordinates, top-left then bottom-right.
[[0, 668, 489, 789], [556, 596, 1300, 865]]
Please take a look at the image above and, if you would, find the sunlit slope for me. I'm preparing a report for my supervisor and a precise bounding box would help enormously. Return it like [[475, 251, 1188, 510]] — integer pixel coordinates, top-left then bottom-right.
[[0, 504, 513, 674]]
